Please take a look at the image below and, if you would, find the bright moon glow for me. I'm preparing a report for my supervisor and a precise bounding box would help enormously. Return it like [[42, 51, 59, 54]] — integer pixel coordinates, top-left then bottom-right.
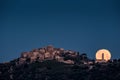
[[96, 49, 111, 61]]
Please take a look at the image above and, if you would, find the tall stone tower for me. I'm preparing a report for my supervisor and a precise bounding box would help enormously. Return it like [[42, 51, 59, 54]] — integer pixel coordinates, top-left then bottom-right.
[[102, 53, 104, 61]]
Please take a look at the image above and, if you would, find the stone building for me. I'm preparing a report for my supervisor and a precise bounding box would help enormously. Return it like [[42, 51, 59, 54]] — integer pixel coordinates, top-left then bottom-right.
[[46, 45, 54, 53], [18, 45, 78, 64]]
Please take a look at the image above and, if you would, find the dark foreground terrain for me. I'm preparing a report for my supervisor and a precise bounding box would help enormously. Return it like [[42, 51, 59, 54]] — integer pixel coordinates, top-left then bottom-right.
[[0, 59, 120, 80]]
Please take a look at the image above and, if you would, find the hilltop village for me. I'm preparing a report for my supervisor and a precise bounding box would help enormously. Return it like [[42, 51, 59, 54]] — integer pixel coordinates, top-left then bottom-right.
[[18, 45, 87, 65], [1, 45, 120, 80]]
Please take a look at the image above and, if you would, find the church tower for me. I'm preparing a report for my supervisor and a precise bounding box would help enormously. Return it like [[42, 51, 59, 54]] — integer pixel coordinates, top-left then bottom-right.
[[102, 53, 104, 61]]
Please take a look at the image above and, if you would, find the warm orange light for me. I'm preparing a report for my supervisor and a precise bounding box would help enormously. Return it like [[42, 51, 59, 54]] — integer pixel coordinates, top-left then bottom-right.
[[96, 49, 111, 61]]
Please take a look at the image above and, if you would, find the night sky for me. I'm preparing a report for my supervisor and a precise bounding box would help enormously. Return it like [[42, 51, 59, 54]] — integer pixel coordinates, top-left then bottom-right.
[[0, 0, 120, 62]]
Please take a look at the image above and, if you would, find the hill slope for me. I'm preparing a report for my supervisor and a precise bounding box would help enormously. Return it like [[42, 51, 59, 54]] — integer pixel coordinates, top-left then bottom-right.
[[0, 60, 120, 80]]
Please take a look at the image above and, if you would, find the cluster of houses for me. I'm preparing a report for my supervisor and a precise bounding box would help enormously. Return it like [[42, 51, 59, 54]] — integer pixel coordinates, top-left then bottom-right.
[[18, 45, 109, 66], [18, 45, 78, 64]]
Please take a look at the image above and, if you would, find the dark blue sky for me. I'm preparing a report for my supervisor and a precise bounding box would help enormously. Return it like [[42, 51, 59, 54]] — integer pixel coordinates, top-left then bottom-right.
[[0, 0, 120, 62]]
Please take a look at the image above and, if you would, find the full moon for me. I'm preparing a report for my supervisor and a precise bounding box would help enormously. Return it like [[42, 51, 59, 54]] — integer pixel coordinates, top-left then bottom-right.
[[96, 49, 111, 61]]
